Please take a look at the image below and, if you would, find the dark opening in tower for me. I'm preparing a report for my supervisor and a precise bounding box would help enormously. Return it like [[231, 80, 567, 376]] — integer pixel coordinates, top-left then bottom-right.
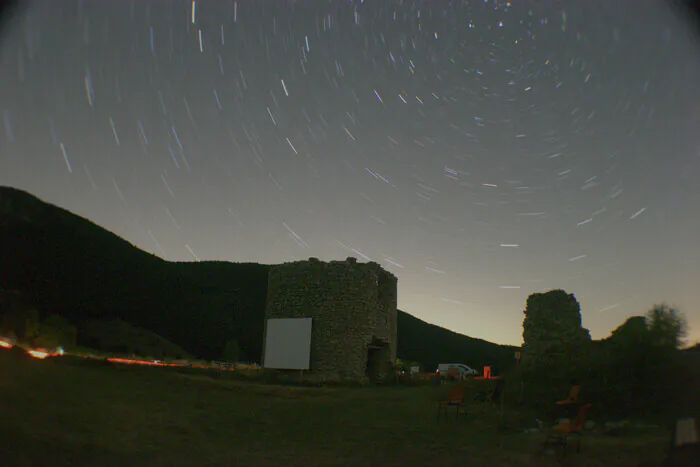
[[366, 338, 390, 383]]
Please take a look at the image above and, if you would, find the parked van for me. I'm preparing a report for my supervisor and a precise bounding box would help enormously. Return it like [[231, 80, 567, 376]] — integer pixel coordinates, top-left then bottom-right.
[[436, 363, 478, 380]]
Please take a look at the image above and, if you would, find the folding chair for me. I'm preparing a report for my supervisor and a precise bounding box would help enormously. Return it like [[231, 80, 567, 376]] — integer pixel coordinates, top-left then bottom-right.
[[555, 385, 583, 419], [437, 385, 468, 422], [556, 385, 581, 406], [541, 403, 593, 460]]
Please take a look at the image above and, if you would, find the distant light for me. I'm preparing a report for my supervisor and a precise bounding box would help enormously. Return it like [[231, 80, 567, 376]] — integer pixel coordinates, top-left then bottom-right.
[[0, 339, 13, 349], [107, 357, 184, 368], [28, 349, 50, 359], [56, 347, 65, 356]]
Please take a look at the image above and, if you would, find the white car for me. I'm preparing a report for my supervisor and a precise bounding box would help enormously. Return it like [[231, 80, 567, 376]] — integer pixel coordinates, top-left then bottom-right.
[[436, 363, 478, 379]]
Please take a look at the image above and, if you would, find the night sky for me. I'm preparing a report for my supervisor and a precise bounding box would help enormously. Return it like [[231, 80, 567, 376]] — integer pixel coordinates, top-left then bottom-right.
[[1, 0, 698, 346]]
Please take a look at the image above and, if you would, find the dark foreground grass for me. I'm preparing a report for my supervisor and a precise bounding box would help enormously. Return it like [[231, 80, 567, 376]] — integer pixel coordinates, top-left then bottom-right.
[[0, 350, 669, 466]]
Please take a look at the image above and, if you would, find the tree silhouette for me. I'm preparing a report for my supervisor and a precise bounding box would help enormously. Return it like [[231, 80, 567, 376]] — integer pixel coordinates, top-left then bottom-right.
[[646, 303, 687, 350]]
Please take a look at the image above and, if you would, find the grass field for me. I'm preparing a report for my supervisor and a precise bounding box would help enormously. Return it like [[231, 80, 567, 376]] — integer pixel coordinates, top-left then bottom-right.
[[0, 349, 670, 466]]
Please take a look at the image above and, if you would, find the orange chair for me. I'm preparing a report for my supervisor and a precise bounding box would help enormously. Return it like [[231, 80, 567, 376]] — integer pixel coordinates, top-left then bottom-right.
[[556, 385, 581, 406], [437, 385, 468, 422], [541, 404, 593, 458]]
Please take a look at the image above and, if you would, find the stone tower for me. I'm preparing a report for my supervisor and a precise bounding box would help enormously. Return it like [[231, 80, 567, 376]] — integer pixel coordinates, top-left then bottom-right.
[[265, 257, 398, 383], [522, 289, 591, 368]]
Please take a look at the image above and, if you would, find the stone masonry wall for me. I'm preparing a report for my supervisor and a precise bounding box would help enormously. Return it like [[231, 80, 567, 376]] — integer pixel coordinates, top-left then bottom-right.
[[265, 257, 397, 383], [522, 289, 591, 370]]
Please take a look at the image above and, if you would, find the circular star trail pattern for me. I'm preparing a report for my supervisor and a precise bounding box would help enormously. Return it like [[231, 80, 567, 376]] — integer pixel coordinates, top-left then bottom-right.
[[1, 0, 699, 345]]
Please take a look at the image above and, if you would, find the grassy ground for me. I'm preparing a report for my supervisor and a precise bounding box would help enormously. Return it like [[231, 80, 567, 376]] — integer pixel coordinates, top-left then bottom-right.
[[0, 349, 670, 466]]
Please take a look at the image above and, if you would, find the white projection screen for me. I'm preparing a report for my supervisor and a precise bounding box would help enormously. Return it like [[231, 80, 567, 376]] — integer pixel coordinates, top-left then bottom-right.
[[263, 317, 313, 370]]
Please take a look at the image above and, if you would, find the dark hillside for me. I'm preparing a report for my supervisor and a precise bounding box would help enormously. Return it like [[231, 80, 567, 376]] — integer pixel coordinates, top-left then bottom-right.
[[0, 186, 513, 369], [0, 187, 268, 360], [397, 311, 517, 372]]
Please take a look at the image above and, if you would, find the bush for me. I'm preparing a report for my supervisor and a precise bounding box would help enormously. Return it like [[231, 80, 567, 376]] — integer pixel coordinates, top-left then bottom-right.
[[1, 306, 40, 343], [34, 315, 77, 349], [1, 303, 78, 350]]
